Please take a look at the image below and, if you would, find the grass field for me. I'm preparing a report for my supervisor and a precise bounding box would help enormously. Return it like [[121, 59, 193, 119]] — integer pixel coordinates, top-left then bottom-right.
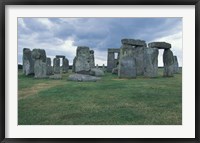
[[18, 68, 182, 125]]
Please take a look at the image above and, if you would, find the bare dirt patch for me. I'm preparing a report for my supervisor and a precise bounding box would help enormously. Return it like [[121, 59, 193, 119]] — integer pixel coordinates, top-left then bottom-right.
[[18, 81, 65, 100]]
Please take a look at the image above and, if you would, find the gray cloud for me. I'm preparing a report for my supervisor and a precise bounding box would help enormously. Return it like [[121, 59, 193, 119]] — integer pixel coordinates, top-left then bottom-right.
[[18, 17, 182, 66]]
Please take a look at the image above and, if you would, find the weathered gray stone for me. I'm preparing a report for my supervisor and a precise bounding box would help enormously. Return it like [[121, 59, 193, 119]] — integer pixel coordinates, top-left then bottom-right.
[[46, 57, 53, 75], [134, 47, 146, 75], [72, 57, 77, 72], [118, 55, 136, 78], [107, 51, 115, 72], [144, 48, 159, 77], [31, 49, 47, 78], [49, 74, 62, 80], [89, 50, 95, 68], [112, 67, 118, 74], [148, 42, 171, 49], [68, 74, 101, 82], [23, 48, 34, 75], [53, 58, 60, 74], [173, 56, 179, 74], [163, 49, 174, 77], [121, 39, 147, 47], [62, 58, 69, 73], [74, 46, 91, 74], [32, 49, 46, 63], [89, 68, 105, 77], [119, 44, 146, 76], [33, 59, 47, 78]]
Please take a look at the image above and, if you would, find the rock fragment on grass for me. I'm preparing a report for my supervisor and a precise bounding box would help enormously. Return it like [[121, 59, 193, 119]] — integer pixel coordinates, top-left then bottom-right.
[[49, 74, 62, 80], [68, 74, 101, 82]]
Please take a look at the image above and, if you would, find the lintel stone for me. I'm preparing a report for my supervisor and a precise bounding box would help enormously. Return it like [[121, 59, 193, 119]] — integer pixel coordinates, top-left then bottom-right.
[[148, 42, 171, 49]]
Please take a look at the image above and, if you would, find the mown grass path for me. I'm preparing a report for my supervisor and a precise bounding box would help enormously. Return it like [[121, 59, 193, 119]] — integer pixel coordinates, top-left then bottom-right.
[[18, 69, 182, 125]]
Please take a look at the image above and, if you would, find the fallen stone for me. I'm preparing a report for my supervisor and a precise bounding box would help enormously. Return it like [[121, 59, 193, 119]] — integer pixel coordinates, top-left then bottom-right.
[[89, 68, 105, 76], [49, 74, 62, 80], [148, 42, 171, 49], [121, 39, 147, 47], [112, 67, 118, 74], [68, 74, 101, 82]]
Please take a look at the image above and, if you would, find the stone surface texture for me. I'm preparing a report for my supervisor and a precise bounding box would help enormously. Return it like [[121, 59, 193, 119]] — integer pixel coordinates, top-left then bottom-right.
[[163, 49, 174, 77], [23, 48, 34, 75], [74, 46, 93, 74], [121, 39, 147, 47], [89, 50, 95, 68], [173, 56, 179, 74], [31, 49, 47, 78], [134, 47, 146, 75], [89, 68, 105, 76], [144, 48, 159, 77], [118, 47, 136, 78], [46, 57, 53, 75], [62, 58, 69, 73], [53, 58, 60, 74]]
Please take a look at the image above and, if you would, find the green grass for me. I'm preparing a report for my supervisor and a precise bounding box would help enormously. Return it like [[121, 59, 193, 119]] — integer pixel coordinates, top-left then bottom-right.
[[18, 68, 182, 125]]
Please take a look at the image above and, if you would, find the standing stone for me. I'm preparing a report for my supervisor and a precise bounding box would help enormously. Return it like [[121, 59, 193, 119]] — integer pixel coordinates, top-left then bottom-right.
[[23, 48, 34, 75], [74, 46, 91, 74], [107, 49, 120, 72], [62, 58, 69, 73], [53, 58, 60, 74], [72, 57, 77, 72], [144, 48, 159, 77], [89, 50, 95, 68], [163, 49, 174, 77], [46, 57, 53, 75], [96, 64, 98, 68], [134, 47, 146, 75], [118, 45, 136, 78], [118, 55, 136, 78], [173, 56, 179, 74], [31, 49, 47, 78], [107, 51, 115, 72]]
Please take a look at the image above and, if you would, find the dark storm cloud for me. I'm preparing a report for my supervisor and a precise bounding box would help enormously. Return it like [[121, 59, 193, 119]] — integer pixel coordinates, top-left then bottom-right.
[[18, 17, 182, 65]]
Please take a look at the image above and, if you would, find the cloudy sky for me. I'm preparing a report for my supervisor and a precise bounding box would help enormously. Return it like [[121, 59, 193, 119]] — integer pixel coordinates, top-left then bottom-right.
[[18, 17, 182, 66]]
